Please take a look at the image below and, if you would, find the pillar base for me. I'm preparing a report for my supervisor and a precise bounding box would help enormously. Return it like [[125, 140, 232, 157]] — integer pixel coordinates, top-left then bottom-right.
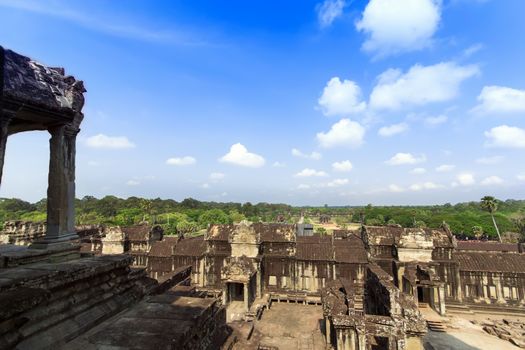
[[29, 232, 80, 250]]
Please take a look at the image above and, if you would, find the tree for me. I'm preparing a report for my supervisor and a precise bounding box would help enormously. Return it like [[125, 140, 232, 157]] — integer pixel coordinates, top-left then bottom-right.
[[198, 209, 231, 228], [472, 225, 483, 239], [229, 210, 246, 223], [140, 199, 153, 222], [480, 196, 502, 242], [512, 216, 525, 242]]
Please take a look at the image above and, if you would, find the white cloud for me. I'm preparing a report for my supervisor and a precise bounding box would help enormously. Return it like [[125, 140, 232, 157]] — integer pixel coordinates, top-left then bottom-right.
[[388, 184, 405, 192], [370, 62, 479, 110], [209, 172, 225, 181], [126, 180, 140, 186], [272, 161, 286, 168], [410, 167, 427, 174], [436, 164, 455, 172], [462, 43, 484, 59], [410, 182, 440, 191], [86, 134, 135, 149], [201, 183, 210, 189], [166, 156, 196, 166], [424, 115, 448, 126], [378, 122, 408, 136], [355, 0, 441, 58], [294, 168, 328, 177], [291, 148, 322, 160], [297, 184, 311, 190], [476, 156, 504, 165], [318, 77, 366, 116], [332, 160, 353, 172], [317, 0, 345, 28], [219, 143, 265, 167], [317, 119, 365, 148], [481, 176, 503, 186], [87, 160, 100, 167], [484, 125, 525, 149], [456, 173, 475, 186], [473, 86, 525, 114], [386, 152, 426, 165], [517, 175, 525, 181], [325, 178, 349, 187]]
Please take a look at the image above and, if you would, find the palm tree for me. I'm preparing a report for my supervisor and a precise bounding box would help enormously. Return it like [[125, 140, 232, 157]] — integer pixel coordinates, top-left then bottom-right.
[[480, 196, 502, 242], [140, 199, 153, 223]]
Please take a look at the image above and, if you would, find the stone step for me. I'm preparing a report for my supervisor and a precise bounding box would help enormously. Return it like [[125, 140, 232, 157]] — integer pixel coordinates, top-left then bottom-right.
[[427, 320, 447, 332]]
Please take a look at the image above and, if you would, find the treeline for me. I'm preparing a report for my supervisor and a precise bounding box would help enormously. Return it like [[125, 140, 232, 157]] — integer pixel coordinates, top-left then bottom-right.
[[0, 196, 296, 235], [1, 196, 524, 240]]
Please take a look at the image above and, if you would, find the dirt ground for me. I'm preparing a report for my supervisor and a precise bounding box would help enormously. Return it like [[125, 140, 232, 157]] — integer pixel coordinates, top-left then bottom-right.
[[423, 313, 524, 350], [253, 303, 325, 350]]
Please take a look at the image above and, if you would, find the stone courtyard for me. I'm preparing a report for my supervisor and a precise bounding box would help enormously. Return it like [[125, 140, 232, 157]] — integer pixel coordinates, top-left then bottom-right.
[[235, 303, 325, 350]]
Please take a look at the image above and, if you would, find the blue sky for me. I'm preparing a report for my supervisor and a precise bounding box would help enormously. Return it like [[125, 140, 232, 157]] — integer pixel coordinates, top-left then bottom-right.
[[1, 0, 524, 206]]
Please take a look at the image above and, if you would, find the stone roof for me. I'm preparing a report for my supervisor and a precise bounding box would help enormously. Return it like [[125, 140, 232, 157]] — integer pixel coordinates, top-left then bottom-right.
[[295, 234, 368, 263], [149, 237, 179, 257], [122, 224, 163, 242], [333, 229, 360, 239], [363, 225, 404, 246], [454, 252, 525, 273], [456, 241, 520, 253], [1, 46, 85, 121], [257, 223, 296, 242], [148, 236, 206, 258], [173, 236, 206, 257], [333, 235, 368, 264], [206, 224, 235, 241], [296, 240, 333, 261], [363, 225, 454, 248]]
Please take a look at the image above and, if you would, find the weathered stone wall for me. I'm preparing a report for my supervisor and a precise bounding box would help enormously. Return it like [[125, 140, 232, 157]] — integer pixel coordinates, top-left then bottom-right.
[[0, 221, 46, 246]]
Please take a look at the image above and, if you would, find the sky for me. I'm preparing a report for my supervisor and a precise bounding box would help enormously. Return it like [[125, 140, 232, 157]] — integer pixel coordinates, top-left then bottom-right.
[[0, 0, 524, 206]]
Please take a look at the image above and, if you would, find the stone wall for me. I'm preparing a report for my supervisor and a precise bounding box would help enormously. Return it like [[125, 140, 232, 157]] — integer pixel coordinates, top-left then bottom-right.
[[0, 221, 46, 246]]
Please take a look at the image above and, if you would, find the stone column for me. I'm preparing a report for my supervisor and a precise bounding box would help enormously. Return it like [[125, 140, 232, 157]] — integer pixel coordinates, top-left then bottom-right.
[[325, 317, 331, 345], [31, 124, 79, 248], [438, 285, 446, 316], [256, 271, 262, 298], [0, 112, 13, 186], [455, 267, 463, 302], [222, 283, 229, 306], [243, 282, 249, 311]]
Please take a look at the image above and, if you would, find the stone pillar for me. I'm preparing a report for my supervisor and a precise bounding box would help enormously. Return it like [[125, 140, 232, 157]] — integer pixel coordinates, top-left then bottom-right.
[[495, 275, 506, 304], [455, 267, 463, 302], [349, 328, 356, 350], [31, 125, 79, 248], [438, 285, 446, 316], [325, 317, 331, 345], [222, 283, 229, 306], [0, 112, 13, 186], [256, 271, 262, 298], [337, 330, 344, 350], [243, 282, 249, 311]]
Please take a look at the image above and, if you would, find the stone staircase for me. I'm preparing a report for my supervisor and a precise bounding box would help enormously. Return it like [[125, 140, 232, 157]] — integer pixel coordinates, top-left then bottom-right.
[[426, 320, 447, 332], [0, 254, 154, 349]]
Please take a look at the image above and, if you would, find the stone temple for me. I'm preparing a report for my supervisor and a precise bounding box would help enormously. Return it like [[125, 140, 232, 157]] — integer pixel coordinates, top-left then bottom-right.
[[2, 48, 525, 350]]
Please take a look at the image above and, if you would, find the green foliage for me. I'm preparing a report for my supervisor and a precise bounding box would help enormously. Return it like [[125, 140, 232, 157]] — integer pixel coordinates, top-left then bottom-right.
[[198, 209, 231, 228], [1, 196, 525, 241], [316, 227, 327, 235], [229, 210, 246, 223]]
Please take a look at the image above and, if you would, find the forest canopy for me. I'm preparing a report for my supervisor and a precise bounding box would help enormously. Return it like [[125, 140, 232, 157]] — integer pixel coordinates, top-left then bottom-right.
[[1, 196, 524, 240]]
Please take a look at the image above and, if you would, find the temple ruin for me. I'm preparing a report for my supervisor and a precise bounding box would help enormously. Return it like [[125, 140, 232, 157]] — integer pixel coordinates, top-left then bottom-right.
[[2, 47, 525, 349]]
